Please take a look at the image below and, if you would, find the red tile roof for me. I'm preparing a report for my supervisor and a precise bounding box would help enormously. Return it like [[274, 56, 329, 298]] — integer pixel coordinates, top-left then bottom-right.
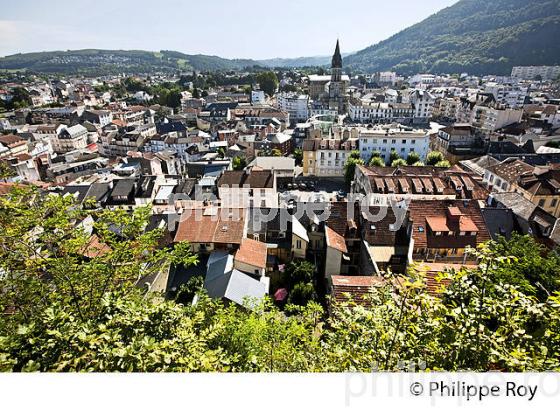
[[408, 200, 490, 249], [235, 238, 267, 269], [325, 225, 347, 253], [80, 234, 111, 259], [331, 275, 393, 307], [174, 209, 245, 245]]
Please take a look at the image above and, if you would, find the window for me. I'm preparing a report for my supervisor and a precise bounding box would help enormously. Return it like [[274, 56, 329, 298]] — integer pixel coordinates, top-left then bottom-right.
[[392, 139, 396, 144], [402, 139, 406, 144], [538, 199, 546, 207], [296, 240, 302, 249], [411, 140, 416, 144], [552, 199, 558, 207]]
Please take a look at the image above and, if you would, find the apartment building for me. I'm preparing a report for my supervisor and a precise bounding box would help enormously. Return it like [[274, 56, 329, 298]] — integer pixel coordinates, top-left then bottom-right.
[[358, 125, 429, 163], [302, 138, 358, 177]]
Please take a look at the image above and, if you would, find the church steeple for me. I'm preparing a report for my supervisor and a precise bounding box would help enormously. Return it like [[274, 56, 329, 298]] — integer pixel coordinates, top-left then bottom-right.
[[331, 39, 342, 69]]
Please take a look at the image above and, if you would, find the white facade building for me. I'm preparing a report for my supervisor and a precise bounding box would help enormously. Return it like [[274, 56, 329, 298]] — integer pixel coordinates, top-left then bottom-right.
[[358, 125, 430, 163], [348, 100, 414, 124], [276, 93, 309, 123], [409, 90, 435, 122], [484, 82, 528, 108], [52, 124, 88, 153], [251, 90, 266, 104], [511, 66, 560, 81]]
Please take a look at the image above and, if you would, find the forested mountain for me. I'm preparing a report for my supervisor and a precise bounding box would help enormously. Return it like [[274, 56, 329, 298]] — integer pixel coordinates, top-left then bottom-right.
[[344, 0, 560, 75], [0, 49, 259, 75]]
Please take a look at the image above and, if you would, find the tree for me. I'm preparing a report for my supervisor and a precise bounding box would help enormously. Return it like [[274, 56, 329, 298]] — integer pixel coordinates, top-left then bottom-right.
[[488, 233, 560, 301], [293, 148, 303, 166], [426, 151, 445, 166], [435, 160, 451, 168], [175, 275, 205, 305], [406, 152, 420, 165], [349, 150, 361, 160], [192, 87, 201, 99], [389, 150, 400, 165], [0, 293, 232, 372], [287, 282, 317, 306], [369, 150, 381, 160], [279, 84, 297, 93], [256, 71, 279, 96], [0, 161, 15, 181], [6, 87, 31, 110], [285, 260, 315, 287], [232, 156, 247, 171], [271, 148, 282, 157], [344, 157, 364, 185], [321, 244, 560, 371], [391, 158, 407, 167], [0, 185, 197, 331], [412, 161, 425, 166], [369, 157, 385, 167]]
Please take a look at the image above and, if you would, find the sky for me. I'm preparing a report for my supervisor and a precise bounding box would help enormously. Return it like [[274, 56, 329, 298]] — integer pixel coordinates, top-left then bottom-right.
[[0, 0, 457, 59]]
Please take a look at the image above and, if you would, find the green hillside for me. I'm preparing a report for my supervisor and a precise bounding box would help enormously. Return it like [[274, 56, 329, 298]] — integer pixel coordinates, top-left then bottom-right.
[[0, 49, 258, 75], [344, 0, 560, 76]]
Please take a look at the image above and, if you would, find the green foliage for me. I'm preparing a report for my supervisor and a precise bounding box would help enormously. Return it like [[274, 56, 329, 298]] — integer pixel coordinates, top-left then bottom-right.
[[488, 233, 560, 300], [0, 185, 197, 331], [293, 148, 303, 166], [0, 50, 258, 75], [279, 83, 298, 93], [406, 152, 421, 165], [344, 157, 365, 185], [271, 149, 283, 157], [288, 282, 317, 306], [232, 156, 247, 171], [349, 150, 361, 160], [435, 160, 451, 168], [256, 71, 279, 96], [0, 293, 231, 372], [285, 260, 315, 287], [368, 150, 382, 163], [369, 157, 385, 167], [391, 158, 408, 167], [175, 275, 205, 305], [345, 0, 560, 76], [0, 161, 15, 180], [4, 87, 31, 110], [426, 151, 445, 166], [389, 150, 400, 165]]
